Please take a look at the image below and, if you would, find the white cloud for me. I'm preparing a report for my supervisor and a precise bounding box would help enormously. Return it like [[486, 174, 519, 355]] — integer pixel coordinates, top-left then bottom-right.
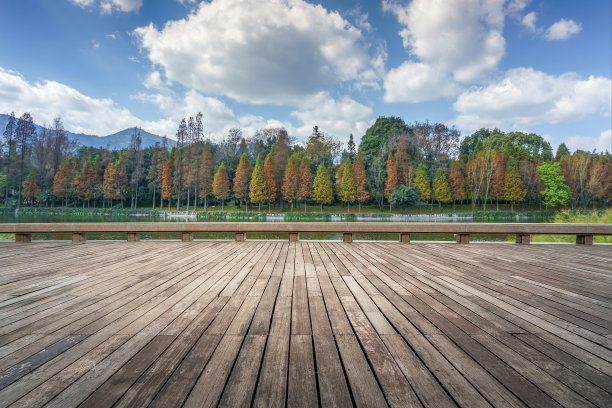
[[562, 130, 611, 154], [521, 11, 537, 32], [290, 92, 373, 143], [545, 18, 582, 40], [91, 40, 100, 49], [453, 67, 611, 131], [69, 0, 142, 13], [0, 67, 147, 134], [133, 0, 378, 105], [383, 61, 461, 103], [383, 0, 507, 84], [128, 56, 139, 63]]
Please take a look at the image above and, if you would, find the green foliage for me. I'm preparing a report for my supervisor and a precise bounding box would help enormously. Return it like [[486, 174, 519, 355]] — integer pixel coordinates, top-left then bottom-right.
[[413, 164, 431, 202], [249, 154, 267, 206], [359, 116, 410, 160], [503, 158, 526, 204], [312, 164, 333, 207], [460, 128, 553, 160], [433, 168, 452, 204], [389, 185, 420, 211], [339, 160, 356, 204], [538, 162, 570, 207]]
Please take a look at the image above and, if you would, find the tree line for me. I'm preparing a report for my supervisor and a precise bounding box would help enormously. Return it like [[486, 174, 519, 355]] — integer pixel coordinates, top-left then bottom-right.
[[1, 113, 611, 212]]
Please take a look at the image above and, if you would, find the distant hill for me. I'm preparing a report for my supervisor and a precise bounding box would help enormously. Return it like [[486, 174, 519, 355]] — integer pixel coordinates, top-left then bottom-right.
[[0, 113, 175, 150]]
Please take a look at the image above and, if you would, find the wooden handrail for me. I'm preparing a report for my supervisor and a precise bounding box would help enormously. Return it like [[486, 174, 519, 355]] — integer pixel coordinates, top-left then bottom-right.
[[1, 222, 610, 244]]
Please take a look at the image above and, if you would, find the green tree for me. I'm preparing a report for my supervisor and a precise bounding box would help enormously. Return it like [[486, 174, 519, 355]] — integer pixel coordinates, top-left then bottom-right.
[[432, 168, 452, 211], [538, 162, 570, 208], [503, 158, 526, 211], [555, 143, 570, 160], [359, 116, 410, 161], [389, 185, 419, 212], [339, 159, 356, 211], [312, 164, 333, 212], [413, 164, 431, 203], [249, 154, 267, 211]]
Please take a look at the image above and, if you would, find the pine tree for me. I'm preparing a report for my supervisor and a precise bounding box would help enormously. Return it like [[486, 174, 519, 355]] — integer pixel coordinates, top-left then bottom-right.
[[213, 162, 230, 211], [347, 133, 356, 158], [353, 152, 369, 212], [384, 154, 398, 206], [249, 154, 267, 211], [22, 171, 39, 206], [263, 153, 276, 210], [233, 153, 252, 209], [413, 163, 431, 203], [297, 160, 313, 212], [449, 160, 466, 212], [433, 168, 452, 211], [503, 158, 526, 211], [198, 143, 214, 210], [281, 155, 299, 210], [339, 159, 356, 211], [312, 164, 333, 212], [161, 157, 175, 210]]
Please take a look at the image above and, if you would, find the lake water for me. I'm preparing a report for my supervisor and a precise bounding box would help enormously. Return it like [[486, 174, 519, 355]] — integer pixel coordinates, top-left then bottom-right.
[[0, 210, 556, 242]]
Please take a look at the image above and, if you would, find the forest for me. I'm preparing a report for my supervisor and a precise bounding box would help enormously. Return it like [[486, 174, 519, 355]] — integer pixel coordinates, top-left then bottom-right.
[[1, 112, 611, 213]]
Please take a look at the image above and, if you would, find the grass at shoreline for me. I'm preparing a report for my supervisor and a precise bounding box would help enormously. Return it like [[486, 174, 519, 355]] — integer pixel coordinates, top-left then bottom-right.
[[531, 209, 612, 243]]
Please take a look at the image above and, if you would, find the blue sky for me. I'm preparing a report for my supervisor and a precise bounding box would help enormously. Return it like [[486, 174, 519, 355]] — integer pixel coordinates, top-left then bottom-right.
[[0, 0, 610, 153]]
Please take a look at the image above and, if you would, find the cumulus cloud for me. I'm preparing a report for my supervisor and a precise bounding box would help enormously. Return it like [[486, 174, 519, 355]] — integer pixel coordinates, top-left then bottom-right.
[[69, 0, 142, 13], [521, 11, 537, 32], [453, 67, 611, 131], [133, 0, 378, 105], [562, 130, 611, 154], [383, 62, 461, 103], [545, 18, 582, 40], [383, 0, 506, 84], [0, 67, 147, 134], [290, 92, 373, 142]]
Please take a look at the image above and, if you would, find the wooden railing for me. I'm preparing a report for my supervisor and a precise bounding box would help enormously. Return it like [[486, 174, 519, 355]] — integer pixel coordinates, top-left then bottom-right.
[[1, 222, 610, 244]]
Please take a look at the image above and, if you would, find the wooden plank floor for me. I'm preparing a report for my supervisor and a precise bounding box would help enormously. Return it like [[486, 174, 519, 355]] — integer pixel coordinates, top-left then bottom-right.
[[0, 241, 611, 407]]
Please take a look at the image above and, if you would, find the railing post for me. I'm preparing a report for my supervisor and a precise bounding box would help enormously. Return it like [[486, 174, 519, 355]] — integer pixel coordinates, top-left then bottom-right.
[[182, 232, 194, 242], [457, 234, 470, 244], [576, 235, 593, 245], [235, 232, 245, 242], [343, 233, 353, 243], [289, 232, 299, 242], [72, 233, 86, 243], [515, 234, 530, 245], [400, 233, 410, 244], [15, 233, 31, 243], [127, 233, 140, 242]]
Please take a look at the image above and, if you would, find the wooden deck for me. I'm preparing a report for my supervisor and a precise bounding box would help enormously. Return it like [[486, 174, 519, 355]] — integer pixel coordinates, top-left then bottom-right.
[[0, 241, 610, 407]]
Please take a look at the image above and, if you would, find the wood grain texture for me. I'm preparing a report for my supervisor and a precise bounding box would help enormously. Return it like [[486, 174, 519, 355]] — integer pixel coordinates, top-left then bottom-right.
[[0, 241, 610, 407]]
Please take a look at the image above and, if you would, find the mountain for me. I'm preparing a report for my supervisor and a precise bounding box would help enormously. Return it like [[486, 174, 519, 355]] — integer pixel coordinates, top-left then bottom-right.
[[0, 113, 175, 150]]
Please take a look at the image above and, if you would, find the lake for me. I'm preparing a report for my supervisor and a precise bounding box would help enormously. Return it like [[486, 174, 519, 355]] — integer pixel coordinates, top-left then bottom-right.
[[0, 209, 557, 242]]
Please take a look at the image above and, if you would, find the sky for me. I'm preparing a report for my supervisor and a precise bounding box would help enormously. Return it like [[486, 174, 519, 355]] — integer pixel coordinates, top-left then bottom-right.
[[0, 0, 610, 153]]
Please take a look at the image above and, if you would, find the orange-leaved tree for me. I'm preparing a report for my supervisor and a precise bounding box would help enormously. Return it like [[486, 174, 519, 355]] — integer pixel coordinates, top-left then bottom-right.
[[213, 162, 230, 211]]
